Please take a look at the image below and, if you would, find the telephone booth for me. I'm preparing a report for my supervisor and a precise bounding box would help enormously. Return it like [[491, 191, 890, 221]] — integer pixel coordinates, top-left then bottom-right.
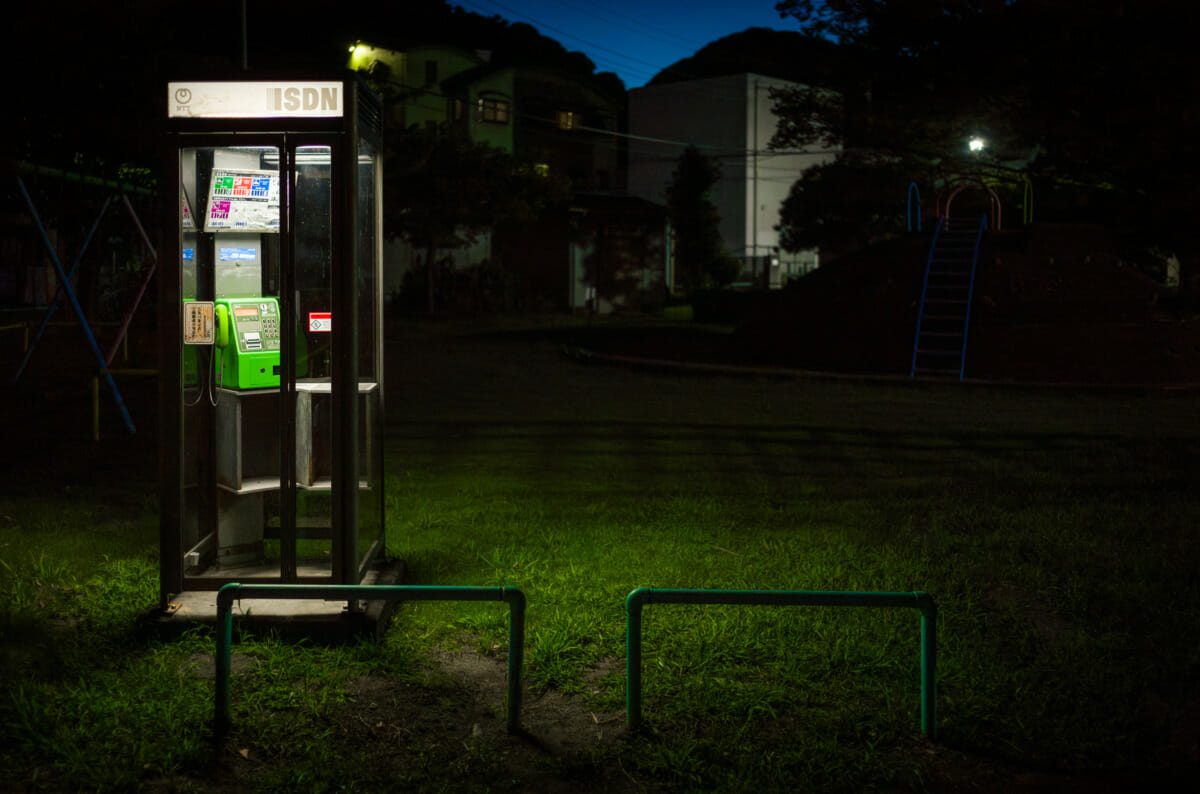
[[158, 75, 385, 612]]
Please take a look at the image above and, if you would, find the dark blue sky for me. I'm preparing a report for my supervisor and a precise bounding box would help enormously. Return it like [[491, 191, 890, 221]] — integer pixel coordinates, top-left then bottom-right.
[[453, 0, 797, 87]]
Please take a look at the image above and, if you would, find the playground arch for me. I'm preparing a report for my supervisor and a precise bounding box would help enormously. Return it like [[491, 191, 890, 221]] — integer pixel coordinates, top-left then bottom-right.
[[938, 177, 1002, 231]]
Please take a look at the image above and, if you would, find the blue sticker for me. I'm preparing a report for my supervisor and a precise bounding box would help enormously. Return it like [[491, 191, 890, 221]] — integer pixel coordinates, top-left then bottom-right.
[[219, 247, 258, 261]]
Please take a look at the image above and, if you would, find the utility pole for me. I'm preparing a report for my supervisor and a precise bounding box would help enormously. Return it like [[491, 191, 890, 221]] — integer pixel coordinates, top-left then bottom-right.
[[241, 0, 248, 71]]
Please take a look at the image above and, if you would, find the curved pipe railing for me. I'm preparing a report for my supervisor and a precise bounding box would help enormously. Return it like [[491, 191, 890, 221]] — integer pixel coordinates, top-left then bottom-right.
[[625, 588, 938, 739], [1022, 176, 1034, 226], [910, 216, 947, 377], [957, 214, 989, 380], [941, 183, 1001, 232], [215, 583, 526, 733], [907, 182, 922, 233]]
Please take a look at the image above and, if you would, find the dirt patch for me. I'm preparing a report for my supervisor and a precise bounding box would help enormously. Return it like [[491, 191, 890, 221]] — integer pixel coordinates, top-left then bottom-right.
[[330, 647, 637, 792], [984, 584, 1078, 654], [181, 651, 259, 681], [178, 644, 642, 793], [161, 643, 645, 794], [423, 647, 627, 756]]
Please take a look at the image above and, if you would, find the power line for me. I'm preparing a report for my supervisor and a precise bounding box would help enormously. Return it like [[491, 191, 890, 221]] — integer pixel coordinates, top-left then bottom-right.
[[525, 113, 839, 157], [457, 0, 809, 97], [542, 0, 706, 53]]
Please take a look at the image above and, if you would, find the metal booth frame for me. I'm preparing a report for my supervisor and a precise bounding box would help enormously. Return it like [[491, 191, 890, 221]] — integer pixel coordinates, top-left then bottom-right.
[[158, 74, 385, 610]]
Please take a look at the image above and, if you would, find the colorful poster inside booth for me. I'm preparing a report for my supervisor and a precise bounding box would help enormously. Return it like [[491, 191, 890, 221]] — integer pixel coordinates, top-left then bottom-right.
[[204, 168, 280, 233]]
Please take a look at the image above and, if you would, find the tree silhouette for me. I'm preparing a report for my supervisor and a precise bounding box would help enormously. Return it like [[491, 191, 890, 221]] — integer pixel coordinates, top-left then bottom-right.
[[666, 146, 737, 291], [772, 0, 1200, 285], [383, 126, 569, 314]]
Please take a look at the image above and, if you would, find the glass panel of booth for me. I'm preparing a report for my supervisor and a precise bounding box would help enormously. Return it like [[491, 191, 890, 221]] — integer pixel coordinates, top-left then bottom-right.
[[177, 144, 339, 580], [356, 135, 385, 574], [179, 145, 288, 579], [290, 145, 335, 573]]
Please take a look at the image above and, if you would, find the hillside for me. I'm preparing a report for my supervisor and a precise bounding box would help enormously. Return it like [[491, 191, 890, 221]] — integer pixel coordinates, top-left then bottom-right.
[[648, 27, 842, 87]]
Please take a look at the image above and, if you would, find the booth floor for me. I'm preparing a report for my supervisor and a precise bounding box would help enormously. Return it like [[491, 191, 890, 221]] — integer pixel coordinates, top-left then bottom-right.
[[145, 557, 406, 641]]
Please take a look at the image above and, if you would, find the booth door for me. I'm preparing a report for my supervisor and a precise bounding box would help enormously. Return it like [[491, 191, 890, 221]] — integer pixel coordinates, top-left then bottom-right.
[[178, 142, 344, 584]]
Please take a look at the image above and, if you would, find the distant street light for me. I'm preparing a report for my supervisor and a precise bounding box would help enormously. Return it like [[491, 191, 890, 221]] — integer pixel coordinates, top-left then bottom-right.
[[968, 137, 986, 153]]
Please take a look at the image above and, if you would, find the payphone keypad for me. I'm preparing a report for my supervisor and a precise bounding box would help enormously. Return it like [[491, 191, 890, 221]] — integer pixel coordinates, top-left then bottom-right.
[[259, 302, 279, 340]]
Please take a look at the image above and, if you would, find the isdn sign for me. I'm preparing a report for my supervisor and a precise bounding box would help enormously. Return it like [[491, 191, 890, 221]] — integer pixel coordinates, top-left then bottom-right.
[[274, 86, 338, 113]]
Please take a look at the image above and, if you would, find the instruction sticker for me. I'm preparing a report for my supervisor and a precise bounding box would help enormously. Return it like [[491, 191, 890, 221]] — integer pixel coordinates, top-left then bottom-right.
[[183, 301, 214, 345], [308, 312, 332, 332]]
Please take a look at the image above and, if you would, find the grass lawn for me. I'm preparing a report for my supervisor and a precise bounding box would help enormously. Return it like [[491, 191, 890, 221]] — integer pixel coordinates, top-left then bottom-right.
[[2, 321, 1198, 792]]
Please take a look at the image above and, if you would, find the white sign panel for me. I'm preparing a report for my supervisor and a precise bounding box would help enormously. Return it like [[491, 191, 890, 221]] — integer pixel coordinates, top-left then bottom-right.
[[168, 81, 344, 119]]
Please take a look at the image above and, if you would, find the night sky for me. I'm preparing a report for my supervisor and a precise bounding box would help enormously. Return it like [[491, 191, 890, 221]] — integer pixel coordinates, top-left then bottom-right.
[[451, 0, 797, 87]]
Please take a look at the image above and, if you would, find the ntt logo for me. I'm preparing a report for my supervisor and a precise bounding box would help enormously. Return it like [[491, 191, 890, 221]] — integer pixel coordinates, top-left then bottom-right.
[[273, 86, 339, 112]]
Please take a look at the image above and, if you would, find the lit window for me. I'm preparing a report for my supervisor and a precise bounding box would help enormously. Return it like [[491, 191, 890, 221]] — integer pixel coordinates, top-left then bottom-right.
[[557, 111, 575, 130], [479, 97, 510, 124]]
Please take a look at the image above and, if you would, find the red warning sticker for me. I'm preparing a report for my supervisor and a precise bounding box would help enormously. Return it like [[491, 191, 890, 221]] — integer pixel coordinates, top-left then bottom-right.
[[308, 312, 332, 332]]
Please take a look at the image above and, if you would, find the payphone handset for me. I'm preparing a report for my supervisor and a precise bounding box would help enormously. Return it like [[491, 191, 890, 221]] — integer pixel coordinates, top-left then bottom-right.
[[213, 304, 229, 348], [214, 297, 281, 389]]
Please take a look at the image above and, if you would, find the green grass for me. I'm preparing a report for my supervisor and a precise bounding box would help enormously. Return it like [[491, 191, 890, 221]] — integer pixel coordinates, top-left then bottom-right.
[[2, 367, 1198, 792], [383, 381, 1200, 790]]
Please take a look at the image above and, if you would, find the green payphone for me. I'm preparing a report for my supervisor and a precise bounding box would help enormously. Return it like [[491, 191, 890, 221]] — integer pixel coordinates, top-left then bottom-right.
[[214, 297, 281, 389]]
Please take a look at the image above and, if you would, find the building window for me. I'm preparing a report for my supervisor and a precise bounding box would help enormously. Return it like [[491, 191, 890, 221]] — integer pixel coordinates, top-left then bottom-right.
[[557, 111, 576, 130], [479, 97, 510, 124], [424, 59, 438, 86]]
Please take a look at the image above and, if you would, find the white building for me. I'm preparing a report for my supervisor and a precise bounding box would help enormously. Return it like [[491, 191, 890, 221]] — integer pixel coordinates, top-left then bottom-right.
[[628, 73, 837, 287]]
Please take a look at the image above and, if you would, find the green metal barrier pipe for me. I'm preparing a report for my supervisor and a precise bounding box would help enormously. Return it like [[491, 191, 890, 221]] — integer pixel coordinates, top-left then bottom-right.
[[215, 583, 526, 734], [625, 588, 938, 740]]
